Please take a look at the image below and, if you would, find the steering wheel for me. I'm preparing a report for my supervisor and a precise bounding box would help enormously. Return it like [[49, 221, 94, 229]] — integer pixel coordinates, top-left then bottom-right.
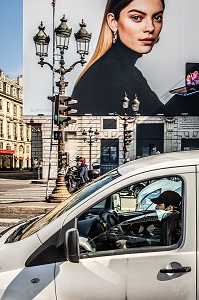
[[100, 211, 120, 229]]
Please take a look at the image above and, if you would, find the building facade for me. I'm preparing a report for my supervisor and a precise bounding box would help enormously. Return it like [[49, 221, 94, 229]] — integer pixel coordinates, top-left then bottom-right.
[[0, 70, 31, 170], [24, 114, 199, 179]]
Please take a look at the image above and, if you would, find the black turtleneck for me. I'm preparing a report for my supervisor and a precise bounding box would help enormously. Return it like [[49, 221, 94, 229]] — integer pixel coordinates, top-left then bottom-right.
[[72, 39, 164, 116]]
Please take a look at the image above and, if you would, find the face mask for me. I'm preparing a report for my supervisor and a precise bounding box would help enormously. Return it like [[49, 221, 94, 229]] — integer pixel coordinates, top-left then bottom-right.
[[156, 210, 170, 221]]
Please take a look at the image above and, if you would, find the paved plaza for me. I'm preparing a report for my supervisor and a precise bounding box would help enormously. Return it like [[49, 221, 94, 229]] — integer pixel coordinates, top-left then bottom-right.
[[0, 171, 57, 230]]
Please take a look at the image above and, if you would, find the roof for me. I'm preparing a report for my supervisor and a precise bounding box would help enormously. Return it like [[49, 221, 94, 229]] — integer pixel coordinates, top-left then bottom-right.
[[118, 150, 199, 176]]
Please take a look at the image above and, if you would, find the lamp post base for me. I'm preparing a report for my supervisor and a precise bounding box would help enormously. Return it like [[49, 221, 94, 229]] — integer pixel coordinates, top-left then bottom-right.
[[47, 169, 71, 203]]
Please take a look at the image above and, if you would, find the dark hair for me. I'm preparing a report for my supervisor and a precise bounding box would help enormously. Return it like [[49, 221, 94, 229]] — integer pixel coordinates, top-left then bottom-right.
[[107, 0, 165, 20]]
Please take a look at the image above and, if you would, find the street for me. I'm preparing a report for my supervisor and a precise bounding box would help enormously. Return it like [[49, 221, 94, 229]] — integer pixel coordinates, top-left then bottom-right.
[[0, 170, 57, 231]]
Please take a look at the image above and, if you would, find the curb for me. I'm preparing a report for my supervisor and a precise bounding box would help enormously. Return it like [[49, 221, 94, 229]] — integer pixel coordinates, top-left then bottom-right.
[[31, 179, 56, 184], [0, 218, 22, 228]]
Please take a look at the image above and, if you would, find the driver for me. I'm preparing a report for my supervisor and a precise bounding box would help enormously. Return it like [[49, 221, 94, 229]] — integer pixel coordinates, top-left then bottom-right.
[[150, 190, 182, 245], [116, 190, 182, 248]]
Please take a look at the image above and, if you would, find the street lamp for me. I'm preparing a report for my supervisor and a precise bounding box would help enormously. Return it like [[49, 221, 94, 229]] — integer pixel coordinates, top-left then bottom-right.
[[82, 127, 99, 169], [119, 92, 140, 161], [30, 118, 41, 180], [33, 11, 92, 202]]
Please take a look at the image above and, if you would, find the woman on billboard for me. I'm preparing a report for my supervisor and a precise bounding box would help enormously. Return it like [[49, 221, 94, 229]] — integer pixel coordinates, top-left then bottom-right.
[[72, 0, 165, 116]]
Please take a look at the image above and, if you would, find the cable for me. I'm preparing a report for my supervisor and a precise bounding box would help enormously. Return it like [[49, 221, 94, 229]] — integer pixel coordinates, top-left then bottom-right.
[[45, 1, 56, 200]]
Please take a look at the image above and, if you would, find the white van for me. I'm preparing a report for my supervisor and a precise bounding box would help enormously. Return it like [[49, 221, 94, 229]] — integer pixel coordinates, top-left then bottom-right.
[[0, 150, 198, 299]]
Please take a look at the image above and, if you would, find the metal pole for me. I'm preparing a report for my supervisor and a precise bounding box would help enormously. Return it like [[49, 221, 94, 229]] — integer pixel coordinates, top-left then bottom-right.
[[48, 68, 71, 202], [45, 0, 56, 199], [123, 119, 128, 160], [82, 128, 99, 170], [89, 139, 92, 170], [37, 129, 40, 179]]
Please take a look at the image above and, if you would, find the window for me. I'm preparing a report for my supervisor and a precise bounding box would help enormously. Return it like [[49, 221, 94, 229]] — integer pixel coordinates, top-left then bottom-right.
[[6, 143, 11, 150], [20, 125, 23, 140], [10, 85, 13, 96], [3, 82, 6, 93], [20, 107, 23, 117], [26, 127, 29, 140], [13, 104, 17, 116], [13, 87, 17, 97], [27, 145, 30, 154], [18, 88, 22, 99], [5, 170, 120, 242], [7, 102, 10, 113], [181, 139, 199, 151], [103, 119, 117, 129], [102, 146, 118, 163], [13, 123, 17, 139], [136, 124, 164, 157], [19, 145, 24, 157], [100, 139, 119, 174], [6, 84, 10, 94], [77, 176, 183, 256], [7, 123, 10, 138], [0, 120, 3, 138]]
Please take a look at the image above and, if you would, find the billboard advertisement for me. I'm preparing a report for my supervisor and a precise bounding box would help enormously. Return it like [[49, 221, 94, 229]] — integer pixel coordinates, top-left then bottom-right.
[[24, 0, 199, 116]]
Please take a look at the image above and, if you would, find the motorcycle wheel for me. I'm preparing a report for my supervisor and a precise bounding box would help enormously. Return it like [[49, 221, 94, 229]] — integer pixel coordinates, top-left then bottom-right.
[[67, 178, 77, 193]]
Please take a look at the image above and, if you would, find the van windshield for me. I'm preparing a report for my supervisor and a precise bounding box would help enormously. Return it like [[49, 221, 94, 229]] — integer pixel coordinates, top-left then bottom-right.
[[6, 169, 120, 242]]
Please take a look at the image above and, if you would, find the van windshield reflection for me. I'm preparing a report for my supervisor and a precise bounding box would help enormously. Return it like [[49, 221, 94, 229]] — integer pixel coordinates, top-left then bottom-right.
[[6, 170, 120, 243]]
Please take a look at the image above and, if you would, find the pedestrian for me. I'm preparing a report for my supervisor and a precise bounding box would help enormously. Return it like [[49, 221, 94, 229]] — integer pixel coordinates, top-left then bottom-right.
[[72, 0, 165, 116]]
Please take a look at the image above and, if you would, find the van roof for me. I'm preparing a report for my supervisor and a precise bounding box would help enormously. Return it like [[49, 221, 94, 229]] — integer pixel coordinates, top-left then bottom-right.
[[118, 150, 199, 176]]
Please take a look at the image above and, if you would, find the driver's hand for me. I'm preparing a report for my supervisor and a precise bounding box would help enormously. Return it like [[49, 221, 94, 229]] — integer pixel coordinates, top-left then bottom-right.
[[116, 239, 127, 249]]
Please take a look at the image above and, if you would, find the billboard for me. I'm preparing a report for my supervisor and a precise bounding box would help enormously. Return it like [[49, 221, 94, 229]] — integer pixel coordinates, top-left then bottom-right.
[[24, 0, 199, 116]]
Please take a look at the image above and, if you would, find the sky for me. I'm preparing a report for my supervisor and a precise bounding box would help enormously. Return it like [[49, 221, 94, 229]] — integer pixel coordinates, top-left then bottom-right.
[[0, 0, 23, 79]]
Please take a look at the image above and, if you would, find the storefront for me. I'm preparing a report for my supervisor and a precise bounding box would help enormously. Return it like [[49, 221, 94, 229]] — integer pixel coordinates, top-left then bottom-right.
[[0, 149, 15, 170]]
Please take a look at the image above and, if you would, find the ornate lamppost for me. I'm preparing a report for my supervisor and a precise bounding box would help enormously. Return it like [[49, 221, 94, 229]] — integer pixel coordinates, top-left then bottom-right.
[[33, 7, 92, 202], [30, 118, 42, 180], [82, 127, 100, 169], [117, 93, 140, 161]]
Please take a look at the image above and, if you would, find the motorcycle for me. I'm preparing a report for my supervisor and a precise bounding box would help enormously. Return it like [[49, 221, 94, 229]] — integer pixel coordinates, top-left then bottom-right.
[[65, 166, 79, 193], [65, 159, 100, 193]]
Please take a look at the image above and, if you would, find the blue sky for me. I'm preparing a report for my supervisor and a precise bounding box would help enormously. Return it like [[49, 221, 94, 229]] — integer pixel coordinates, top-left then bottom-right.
[[0, 0, 22, 79]]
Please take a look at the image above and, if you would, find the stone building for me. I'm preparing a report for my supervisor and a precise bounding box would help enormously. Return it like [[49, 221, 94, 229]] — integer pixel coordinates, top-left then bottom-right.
[[0, 70, 31, 170], [24, 113, 199, 179]]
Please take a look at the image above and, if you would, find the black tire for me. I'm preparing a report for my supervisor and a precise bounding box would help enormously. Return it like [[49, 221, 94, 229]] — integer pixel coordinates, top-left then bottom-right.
[[67, 177, 77, 193]]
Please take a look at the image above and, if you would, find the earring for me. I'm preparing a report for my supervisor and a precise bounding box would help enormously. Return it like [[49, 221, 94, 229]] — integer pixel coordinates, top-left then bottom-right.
[[156, 37, 160, 44], [113, 31, 117, 44]]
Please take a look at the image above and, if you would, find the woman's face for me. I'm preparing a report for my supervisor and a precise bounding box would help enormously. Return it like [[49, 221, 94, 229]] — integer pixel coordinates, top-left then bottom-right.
[[112, 0, 164, 54]]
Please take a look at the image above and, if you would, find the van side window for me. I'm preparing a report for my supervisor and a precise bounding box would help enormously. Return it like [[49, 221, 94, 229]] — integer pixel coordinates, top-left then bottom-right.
[[77, 176, 183, 255]]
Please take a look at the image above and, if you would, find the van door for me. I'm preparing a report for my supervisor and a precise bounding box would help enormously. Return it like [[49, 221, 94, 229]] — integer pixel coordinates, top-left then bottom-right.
[[55, 169, 196, 300]]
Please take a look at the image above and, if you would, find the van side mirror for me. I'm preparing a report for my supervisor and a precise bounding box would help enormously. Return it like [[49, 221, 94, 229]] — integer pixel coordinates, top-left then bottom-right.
[[65, 228, 80, 263]]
